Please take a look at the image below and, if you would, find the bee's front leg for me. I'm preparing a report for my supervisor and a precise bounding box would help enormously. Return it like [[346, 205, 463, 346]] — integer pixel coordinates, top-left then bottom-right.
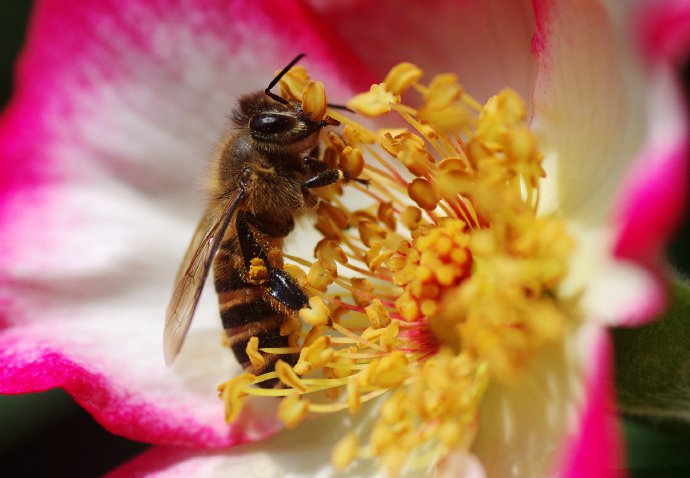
[[302, 169, 369, 190]]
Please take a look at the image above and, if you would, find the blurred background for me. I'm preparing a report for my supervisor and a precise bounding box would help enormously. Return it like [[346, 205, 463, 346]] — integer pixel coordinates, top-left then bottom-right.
[[1, 2, 689, 477]]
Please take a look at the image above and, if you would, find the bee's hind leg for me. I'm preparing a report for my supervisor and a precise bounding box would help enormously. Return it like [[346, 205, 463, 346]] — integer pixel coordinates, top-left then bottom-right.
[[235, 212, 308, 311], [267, 269, 308, 310]]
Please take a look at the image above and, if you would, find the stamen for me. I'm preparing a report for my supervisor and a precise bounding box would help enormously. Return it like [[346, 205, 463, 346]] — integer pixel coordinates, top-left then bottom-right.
[[218, 60, 577, 476]]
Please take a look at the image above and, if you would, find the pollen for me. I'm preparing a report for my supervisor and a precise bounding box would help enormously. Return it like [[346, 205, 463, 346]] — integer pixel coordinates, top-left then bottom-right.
[[219, 61, 578, 476], [246, 257, 269, 285]]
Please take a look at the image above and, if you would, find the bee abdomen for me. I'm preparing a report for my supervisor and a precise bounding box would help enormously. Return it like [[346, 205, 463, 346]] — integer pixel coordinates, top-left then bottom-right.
[[220, 291, 297, 388]]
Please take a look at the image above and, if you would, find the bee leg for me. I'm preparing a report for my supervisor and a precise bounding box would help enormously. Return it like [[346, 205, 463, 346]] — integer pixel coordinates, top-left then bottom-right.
[[235, 211, 268, 269], [267, 268, 309, 310], [236, 212, 308, 310], [303, 157, 328, 175], [302, 169, 369, 189]]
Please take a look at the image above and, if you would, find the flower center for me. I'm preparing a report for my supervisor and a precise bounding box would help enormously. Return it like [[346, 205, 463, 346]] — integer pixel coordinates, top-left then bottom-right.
[[217, 62, 575, 475]]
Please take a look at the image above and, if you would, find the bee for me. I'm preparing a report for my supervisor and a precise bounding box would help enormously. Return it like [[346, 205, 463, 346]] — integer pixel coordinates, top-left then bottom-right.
[[164, 54, 360, 386]]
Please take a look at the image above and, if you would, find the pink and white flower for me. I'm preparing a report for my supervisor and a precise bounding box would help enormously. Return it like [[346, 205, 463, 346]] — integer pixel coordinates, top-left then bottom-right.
[[0, 0, 687, 476]]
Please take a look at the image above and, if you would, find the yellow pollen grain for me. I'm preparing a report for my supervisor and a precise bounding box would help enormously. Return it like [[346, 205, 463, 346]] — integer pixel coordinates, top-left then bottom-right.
[[247, 257, 269, 284]]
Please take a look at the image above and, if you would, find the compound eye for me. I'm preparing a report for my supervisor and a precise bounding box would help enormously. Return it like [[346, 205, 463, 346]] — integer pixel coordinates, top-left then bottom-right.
[[249, 113, 296, 135]]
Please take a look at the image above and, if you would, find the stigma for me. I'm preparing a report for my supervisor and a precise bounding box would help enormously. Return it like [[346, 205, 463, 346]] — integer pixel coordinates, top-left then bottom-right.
[[217, 61, 576, 475]]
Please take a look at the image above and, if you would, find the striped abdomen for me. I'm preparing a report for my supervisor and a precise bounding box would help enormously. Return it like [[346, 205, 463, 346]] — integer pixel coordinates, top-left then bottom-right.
[[212, 224, 297, 387]]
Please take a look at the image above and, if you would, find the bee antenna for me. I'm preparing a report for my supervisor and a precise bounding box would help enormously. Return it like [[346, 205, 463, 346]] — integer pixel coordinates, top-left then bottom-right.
[[265, 53, 306, 105]]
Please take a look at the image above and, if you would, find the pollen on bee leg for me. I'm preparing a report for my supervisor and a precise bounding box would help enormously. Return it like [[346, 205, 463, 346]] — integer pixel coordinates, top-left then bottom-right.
[[217, 373, 255, 423], [247, 257, 269, 285]]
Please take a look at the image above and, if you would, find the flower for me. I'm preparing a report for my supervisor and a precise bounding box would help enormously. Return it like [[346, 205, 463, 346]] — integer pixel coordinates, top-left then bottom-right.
[[0, 0, 687, 477]]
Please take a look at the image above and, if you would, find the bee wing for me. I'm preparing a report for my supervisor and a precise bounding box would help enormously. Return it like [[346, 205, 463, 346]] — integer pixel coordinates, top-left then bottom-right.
[[163, 191, 245, 365]]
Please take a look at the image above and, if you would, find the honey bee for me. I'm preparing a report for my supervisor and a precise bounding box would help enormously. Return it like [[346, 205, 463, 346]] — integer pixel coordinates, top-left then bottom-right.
[[164, 54, 360, 386]]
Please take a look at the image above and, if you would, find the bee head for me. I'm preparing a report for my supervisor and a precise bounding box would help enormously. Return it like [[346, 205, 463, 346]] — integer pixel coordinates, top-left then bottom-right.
[[233, 93, 335, 155]]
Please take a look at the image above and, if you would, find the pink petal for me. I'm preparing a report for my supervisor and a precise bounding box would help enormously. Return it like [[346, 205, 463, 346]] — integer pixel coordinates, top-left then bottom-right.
[[532, 0, 688, 327], [637, 0, 690, 65], [531, 0, 648, 220], [558, 328, 624, 478], [305, 0, 536, 101], [106, 412, 371, 477], [611, 2, 690, 325], [0, 0, 371, 447]]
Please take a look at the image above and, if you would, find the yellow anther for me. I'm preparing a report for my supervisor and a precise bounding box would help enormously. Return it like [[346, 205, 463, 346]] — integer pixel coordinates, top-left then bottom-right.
[[283, 264, 308, 288], [350, 277, 375, 306], [275, 360, 307, 392], [307, 261, 336, 290], [400, 206, 422, 230], [347, 377, 362, 414], [316, 239, 348, 272], [343, 124, 377, 146], [317, 201, 349, 230], [369, 351, 408, 388], [398, 141, 433, 177], [506, 125, 538, 165], [299, 296, 331, 327], [365, 299, 391, 329], [370, 421, 396, 455], [377, 201, 396, 230], [247, 257, 269, 285], [303, 325, 323, 348], [246, 336, 266, 370], [217, 373, 255, 423], [340, 146, 364, 178], [302, 80, 327, 121], [358, 220, 387, 247], [279, 314, 302, 337], [331, 432, 359, 471], [366, 243, 394, 272], [383, 62, 423, 95], [408, 178, 439, 210], [278, 65, 309, 101], [424, 73, 463, 110], [380, 320, 400, 352], [347, 83, 400, 117], [278, 393, 309, 429], [395, 291, 420, 321], [294, 335, 334, 374]]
